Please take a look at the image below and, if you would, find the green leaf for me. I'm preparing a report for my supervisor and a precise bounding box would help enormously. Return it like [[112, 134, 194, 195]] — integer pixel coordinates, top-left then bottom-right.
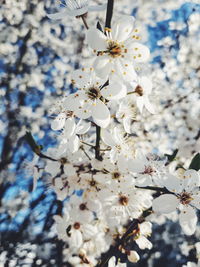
[[189, 153, 200, 171]]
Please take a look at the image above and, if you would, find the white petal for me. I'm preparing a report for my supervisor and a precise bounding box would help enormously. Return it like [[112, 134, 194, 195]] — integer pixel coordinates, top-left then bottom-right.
[[51, 113, 66, 131], [63, 93, 84, 111], [139, 76, 153, 95], [123, 118, 132, 134], [74, 102, 92, 119], [144, 97, 155, 114], [64, 164, 76, 176], [182, 169, 200, 192], [63, 117, 76, 138], [136, 236, 152, 250], [112, 16, 135, 42], [76, 120, 91, 135], [101, 129, 116, 147], [68, 135, 80, 153], [71, 69, 91, 88], [86, 27, 107, 51], [47, 10, 70, 20], [164, 174, 183, 193], [191, 194, 200, 209], [128, 159, 144, 173], [128, 250, 140, 263], [70, 230, 83, 248], [92, 99, 110, 128], [152, 194, 179, 214], [93, 56, 111, 79], [136, 97, 144, 113], [101, 82, 127, 100], [113, 59, 137, 82], [179, 206, 197, 235], [129, 42, 150, 62]]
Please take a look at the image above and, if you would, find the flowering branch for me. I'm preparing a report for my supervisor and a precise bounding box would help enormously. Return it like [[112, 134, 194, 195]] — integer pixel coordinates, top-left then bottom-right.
[[97, 208, 152, 267]]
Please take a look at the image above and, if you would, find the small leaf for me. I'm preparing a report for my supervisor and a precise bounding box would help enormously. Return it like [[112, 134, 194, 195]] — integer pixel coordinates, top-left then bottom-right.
[[189, 153, 200, 171]]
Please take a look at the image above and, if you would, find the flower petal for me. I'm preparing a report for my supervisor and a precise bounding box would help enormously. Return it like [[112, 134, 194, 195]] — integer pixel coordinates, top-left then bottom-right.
[[51, 113, 66, 131], [71, 69, 91, 88], [101, 82, 127, 100], [86, 27, 107, 51], [112, 16, 135, 42], [76, 120, 91, 135], [68, 135, 80, 153], [152, 194, 179, 214], [179, 206, 197, 235], [63, 117, 76, 138], [92, 99, 110, 128]]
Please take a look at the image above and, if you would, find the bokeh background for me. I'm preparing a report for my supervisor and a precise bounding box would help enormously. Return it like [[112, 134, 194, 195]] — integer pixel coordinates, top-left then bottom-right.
[[0, 0, 200, 266]]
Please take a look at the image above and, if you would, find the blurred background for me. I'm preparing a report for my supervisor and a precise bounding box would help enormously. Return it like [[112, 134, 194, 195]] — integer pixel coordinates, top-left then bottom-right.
[[0, 0, 200, 266]]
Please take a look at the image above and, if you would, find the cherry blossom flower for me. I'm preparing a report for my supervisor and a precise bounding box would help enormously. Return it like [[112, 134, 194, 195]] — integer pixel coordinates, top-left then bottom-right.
[[64, 68, 126, 128], [128, 152, 165, 186], [101, 127, 135, 162], [134, 221, 152, 250], [86, 16, 150, 81], [47, 0, 106, 20], [152, 169, 200, 235], [60, 119, 91, 153], [127, 76, 155, 114], [116, 96, 137, 134]]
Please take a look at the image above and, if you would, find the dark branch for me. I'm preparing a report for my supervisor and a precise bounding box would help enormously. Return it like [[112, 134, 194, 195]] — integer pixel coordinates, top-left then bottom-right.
[[105, 0, 114, 29]]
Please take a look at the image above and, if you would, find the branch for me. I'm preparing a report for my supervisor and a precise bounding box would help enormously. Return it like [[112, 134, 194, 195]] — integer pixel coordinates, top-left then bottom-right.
[[25, 131, 57, 162], [105, 0, 114, 29], [135, 185, 171, 194], [95, 125, 102, 160]]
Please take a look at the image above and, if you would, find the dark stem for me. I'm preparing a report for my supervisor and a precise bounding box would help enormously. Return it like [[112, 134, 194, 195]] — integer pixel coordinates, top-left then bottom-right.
[[80, 14, 89, 29], [135, 185, 171, 194], [105, 0, 114, 29], [95, 125, 102, 160]]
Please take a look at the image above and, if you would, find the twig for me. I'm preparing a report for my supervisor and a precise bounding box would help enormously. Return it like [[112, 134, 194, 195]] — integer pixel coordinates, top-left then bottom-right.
[[105, 0, 114, 29], [80, 14, 89, 29], [135, 185, 171, 194], [95, 125, 102, 160]]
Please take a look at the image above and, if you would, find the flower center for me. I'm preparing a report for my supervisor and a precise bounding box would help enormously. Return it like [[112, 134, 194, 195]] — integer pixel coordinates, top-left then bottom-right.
[[119, 195, 129, 206], [141, 166, 155, 176], [87, 87, 101, 100], [79, 203, 87, 211], [107, 41, 122, 58], [90, 180, 96, 187], [73, 222, 81, 229], [179, 192, 193, 205], [135, 85, 144, 96], [65, 110, 74, 118], [112, 171, 121, 179]]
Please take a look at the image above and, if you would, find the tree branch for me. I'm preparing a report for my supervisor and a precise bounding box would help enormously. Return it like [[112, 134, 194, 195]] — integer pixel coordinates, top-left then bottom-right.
[[105, 0, 114, 29]]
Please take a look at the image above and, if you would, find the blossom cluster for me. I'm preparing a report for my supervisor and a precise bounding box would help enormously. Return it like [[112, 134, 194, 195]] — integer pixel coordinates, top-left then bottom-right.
[[22, 0, 200, 266]]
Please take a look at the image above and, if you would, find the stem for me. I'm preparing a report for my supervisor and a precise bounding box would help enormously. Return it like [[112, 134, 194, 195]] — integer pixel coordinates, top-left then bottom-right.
[[95, 125, 102, 160], [81, 14, 89, 29], [80, 140, 95, 148], [135, 185, 171, 194], [105, 0, 114, 29]]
